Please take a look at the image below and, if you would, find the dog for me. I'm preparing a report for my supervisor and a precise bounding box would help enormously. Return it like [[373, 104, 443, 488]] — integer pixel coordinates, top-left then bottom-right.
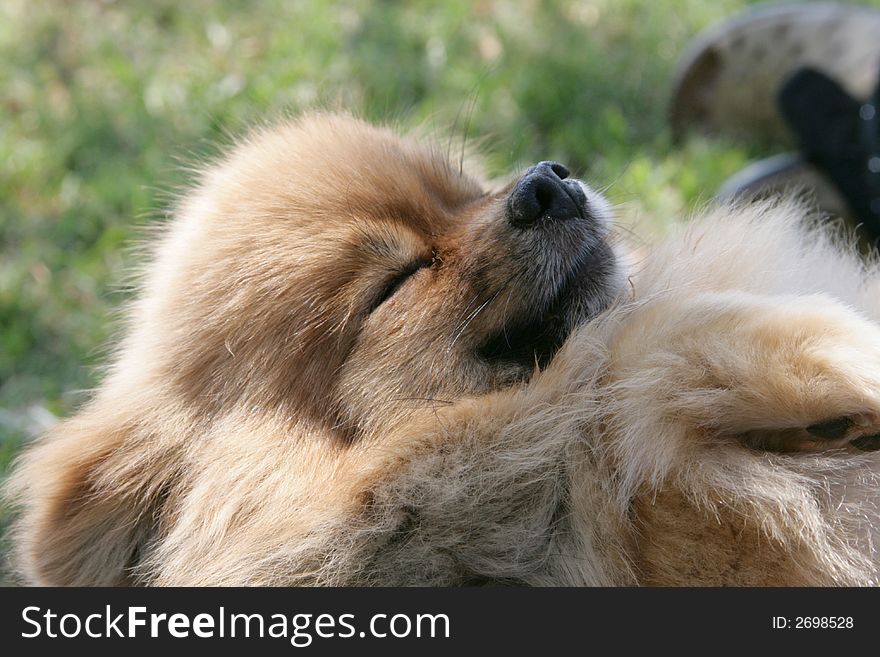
[[6, 112, 880, 585]]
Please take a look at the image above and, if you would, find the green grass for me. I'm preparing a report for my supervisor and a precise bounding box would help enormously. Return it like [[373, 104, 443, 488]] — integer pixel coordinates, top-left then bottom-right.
[[2, 0, 879, 578]]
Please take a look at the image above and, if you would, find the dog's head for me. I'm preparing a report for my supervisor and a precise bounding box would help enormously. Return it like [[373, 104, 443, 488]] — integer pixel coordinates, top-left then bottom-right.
[[142, 113, 623, 439], [8, 112, 628, 585]]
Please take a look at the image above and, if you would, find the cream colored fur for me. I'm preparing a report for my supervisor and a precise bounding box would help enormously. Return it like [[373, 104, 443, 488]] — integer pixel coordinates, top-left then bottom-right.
[[5, 113, 880, 585]]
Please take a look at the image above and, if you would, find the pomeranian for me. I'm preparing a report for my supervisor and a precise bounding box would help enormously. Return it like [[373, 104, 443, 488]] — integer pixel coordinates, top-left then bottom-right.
[[6, 112, 880, 585]]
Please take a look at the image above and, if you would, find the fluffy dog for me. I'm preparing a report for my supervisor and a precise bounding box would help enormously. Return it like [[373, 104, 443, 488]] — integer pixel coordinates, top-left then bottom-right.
[[6, 112, 880, 585]]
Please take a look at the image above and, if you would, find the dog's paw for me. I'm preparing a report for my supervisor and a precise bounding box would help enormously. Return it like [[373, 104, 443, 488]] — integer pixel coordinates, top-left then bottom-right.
[[743, 413, 880, 453], [635, 292, 880, 455], [608, 291, 880, 456], [807, 416, 880, 451], [728, 300, 880, 454]]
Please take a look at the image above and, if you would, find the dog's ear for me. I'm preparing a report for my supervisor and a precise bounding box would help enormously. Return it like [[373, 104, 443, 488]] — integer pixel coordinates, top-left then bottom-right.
[[5, 408, 177, 585]]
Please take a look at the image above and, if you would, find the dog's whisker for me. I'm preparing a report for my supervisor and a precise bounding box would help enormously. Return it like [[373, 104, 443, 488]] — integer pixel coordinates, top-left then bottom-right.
[[498, 281, 518, 348], [388, 396, 455, 409], [447, 291, 500, 351], [450, 293, 482, 335], [448, 93, 470, 167], [458, 70, 488, 177]]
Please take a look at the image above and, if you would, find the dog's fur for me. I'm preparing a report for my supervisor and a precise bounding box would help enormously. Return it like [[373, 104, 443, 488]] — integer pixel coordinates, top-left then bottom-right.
[[6, 112, 880, 586]]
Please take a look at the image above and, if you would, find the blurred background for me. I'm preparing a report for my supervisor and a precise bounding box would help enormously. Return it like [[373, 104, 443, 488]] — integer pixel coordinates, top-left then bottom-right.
[[2, 0, 879, 576]]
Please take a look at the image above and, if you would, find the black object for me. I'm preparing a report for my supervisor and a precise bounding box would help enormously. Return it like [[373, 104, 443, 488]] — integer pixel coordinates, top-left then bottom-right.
[[506, 161, 587, 228], [779, 61, 880, 241], [806, 417, 852, 440]]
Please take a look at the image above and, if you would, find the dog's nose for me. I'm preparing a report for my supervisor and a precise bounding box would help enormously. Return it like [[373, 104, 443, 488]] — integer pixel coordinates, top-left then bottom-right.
[[507, 161, 584, 228]]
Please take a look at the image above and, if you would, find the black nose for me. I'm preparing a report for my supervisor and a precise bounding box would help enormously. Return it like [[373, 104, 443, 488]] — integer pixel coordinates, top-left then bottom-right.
[[507, 161, 584, 228]]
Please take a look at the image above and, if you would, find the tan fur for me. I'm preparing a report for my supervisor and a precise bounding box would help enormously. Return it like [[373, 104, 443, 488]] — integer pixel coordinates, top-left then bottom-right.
[[5, 112, 880, 586]]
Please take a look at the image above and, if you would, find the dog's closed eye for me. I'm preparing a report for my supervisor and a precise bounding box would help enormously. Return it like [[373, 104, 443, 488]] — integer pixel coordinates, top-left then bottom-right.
[[369, 255, 435, 313]]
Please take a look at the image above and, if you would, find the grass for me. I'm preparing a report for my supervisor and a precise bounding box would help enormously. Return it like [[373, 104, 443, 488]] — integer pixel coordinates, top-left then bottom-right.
[[2, 0, 879, 577]]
